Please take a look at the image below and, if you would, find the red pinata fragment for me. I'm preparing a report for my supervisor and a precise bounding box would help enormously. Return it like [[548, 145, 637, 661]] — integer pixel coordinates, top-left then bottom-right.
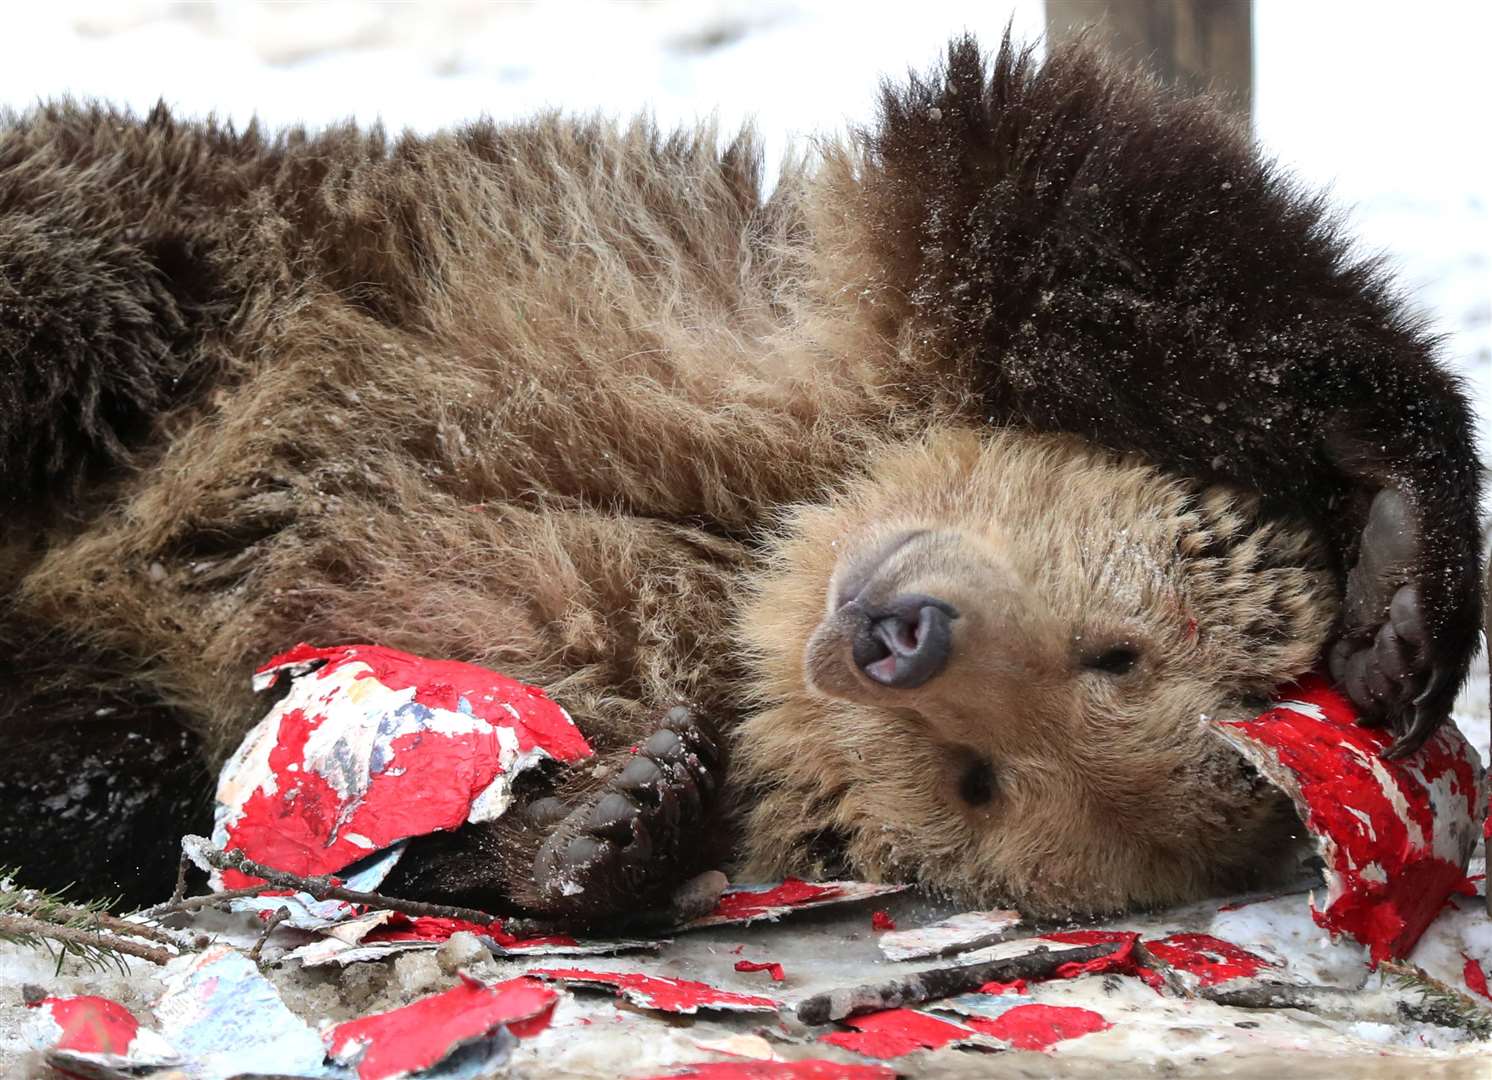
[[28, 996, 142, 1057], [649, 1062, 895, 1079], [213, 643, 592, 889], [819, 1009, 980, 1058], [528, 968, 780, 1013], [711, 879, 843, 920], [870, 910, 896, 931], [965, 1004, 1112, 1050], [1143, 934, 1272, 988], [1043, 930, 1165, 991], [734, 959, 786, 982], [1214, 674, 1485, 964], [1462, 954, 1492, 1001], [978, 979, 1029, 995], [687, 879, 905, 929], [325, 975, 556, 1080], [365, 913, 578, 950]]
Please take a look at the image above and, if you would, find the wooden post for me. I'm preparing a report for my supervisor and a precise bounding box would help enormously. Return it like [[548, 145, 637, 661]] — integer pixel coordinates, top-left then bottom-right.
[[1045, 0, 1252, 123]]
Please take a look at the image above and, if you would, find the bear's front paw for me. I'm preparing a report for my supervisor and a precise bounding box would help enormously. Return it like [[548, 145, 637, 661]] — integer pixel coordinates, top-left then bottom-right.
[[1328, 489, 1460, 756], [530, 706, 723, 925]]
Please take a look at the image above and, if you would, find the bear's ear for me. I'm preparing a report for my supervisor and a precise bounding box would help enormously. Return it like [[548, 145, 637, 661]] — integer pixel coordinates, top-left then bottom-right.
[[1176, 487, 1338, 683]]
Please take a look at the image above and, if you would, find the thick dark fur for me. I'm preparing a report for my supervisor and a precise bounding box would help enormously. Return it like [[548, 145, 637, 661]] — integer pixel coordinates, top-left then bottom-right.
[[0, 36, 1480, 919]]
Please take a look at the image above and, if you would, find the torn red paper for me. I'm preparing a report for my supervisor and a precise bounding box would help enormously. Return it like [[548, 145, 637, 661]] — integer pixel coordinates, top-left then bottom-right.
[[1213, 674, 1485, 964], [27, 995, 178, 1069], [687, 879, 906, 929], [870, 911, 895, 931], [212, 643, 592, 888], [819, 1008, 991, 1058], [734, 959, 786, 982], [325, 974, 557, 1080], [368, 914, 578, 951], [527, 968, 781, 1013], [648, 1062, 896, 1079], [964, 1004, 1111, 1050], [1042, 930, 1165, 991], [1462, 954, 1492, 1002], [1143, 933, 1273, 988]]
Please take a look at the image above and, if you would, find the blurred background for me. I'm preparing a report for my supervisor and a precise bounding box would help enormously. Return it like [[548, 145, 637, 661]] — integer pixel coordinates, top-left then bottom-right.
[[1, 1, 1486, 435]]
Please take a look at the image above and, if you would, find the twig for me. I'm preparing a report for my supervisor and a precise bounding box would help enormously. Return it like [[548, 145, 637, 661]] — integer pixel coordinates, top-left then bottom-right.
[[182, 836, 503, 925], [249, 906, 291, 964], [139, 885, 283, 920], [171, 848, 191, 905], [1201, 983, 1361, 1012], [795, 940, 1126, 1024], [0, 913, 174, 966]]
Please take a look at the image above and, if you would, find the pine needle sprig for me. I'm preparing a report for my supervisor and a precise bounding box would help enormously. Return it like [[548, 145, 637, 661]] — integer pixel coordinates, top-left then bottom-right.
[[1381, 960, 1492, 1040], [0, 871, 176, 973]]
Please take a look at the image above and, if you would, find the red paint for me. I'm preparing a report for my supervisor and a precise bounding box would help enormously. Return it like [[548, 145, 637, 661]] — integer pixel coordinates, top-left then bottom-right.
[[964, 1004, 1112, 1050], [870, 910, 896, 931], [28, 996, 139, 1056], [528, 968, 780, 1012], [734, 960, 786, 982], [1041, 931, 1164, 991], [223, 644, 591, 886], [325, 975, 556, 1080], [1143, 934, 1272, 987], [710, 879, 843, 921], [819, 1009, 975, 1058], [1462, 954, 1492, 1001], [365, 914, 578, 950], [649, 1062, 895, 1079], [1221, 675, 1483, 963], [977, 978, 1029, 995]]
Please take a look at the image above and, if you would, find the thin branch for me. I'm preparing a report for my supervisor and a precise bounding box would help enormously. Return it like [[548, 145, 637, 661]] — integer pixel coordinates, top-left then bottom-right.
[[171, 848, 191, 905], [139, 885, 282, 920], [795, 940, 1126, 1024], [0, 913, 174, 966], [249, 906, 290, 964], [182, 837, 503, 926]]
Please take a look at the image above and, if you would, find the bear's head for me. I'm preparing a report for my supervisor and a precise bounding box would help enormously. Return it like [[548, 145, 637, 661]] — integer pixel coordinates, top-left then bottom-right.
[[734, 428, 1336, 916]]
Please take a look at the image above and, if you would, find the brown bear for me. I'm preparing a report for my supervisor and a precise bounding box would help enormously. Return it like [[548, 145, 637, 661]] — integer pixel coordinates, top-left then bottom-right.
[[0, 36, 1479, 921]]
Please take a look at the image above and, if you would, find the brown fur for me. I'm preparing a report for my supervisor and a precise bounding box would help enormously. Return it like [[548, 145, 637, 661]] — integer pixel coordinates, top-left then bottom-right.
[[1, 35, 1460, 916]]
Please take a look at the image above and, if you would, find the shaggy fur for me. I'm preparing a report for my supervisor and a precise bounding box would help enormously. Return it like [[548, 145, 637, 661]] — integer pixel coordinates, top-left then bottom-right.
[[0, 36, 1479, 917]]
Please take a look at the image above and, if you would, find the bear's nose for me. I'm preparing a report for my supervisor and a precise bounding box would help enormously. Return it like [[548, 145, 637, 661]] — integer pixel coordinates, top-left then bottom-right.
[[851, 593, 958, 688]]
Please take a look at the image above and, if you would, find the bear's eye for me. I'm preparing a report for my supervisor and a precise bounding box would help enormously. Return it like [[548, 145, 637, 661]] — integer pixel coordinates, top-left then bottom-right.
[[1082, 644, 1139, 676]]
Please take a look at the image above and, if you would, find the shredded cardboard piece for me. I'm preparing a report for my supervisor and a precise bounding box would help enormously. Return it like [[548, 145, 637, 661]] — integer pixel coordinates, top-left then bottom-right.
[[684, 880, 908, 929], [285, 912, 658, 967], [877, 909, 1022, 961], [733, 959, 786, 982], [1213, 674, 1486, 963], [212, 643, 592, 891], [818, 1008, 1004, 1057], [153, 945, 327, 1079], [324, 973, 557, 1080], [528, 968, 782, 1013], [26, 994, 179, 1069]]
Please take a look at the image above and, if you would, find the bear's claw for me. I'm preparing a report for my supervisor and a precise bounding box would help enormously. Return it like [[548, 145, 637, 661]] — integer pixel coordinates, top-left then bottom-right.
[[530, 705, 722, 923], [1329, 490, 1449, 755]]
